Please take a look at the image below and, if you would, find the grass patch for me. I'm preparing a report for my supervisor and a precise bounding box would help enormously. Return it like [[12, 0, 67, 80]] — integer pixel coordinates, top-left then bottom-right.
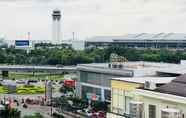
[[0, 85, 45, 94], [16, 85, 45, 94], [6, 72, 64, 80], [0, 86, 8, 93]]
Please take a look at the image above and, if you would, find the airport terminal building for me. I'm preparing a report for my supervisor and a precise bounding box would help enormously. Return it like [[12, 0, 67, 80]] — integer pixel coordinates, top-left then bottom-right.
[[85, 33, 186, 49]]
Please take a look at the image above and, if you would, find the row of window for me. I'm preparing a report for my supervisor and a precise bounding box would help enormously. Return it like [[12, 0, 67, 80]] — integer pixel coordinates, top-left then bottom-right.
[[81, 86, 111, 101], [80, 71, 114, 87], [86, 42, 186, 48], [112, 88, 132, 114], [111, 88, 183, 118], [112, 102, 184, 118]]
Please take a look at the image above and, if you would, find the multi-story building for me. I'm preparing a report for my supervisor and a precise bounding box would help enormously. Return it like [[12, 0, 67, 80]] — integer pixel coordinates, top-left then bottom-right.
[[107, 74, 186, 118], [85, 33, 186, 49], [107, 77, 174, 118], [62, 39, 85, 50], [75, 61, 179, 102], [133, 74, 186, 118]]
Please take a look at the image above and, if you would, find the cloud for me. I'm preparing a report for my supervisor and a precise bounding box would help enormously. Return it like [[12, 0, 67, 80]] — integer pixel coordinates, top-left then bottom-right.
[[0, 0, 186, 40]]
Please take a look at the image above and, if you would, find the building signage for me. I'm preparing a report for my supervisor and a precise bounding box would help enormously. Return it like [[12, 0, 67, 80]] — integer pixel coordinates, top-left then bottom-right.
[[86, 93, 100, 101], [15, 40, 29, 46]]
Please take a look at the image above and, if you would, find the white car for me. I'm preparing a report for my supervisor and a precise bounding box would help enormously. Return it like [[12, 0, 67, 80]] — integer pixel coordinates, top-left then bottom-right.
[[16, 80, 26, 84]]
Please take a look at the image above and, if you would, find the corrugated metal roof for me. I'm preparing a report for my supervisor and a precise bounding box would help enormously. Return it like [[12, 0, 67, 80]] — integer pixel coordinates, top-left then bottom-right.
[[77, 62, 178, 77], [86, 33, 186, 42]]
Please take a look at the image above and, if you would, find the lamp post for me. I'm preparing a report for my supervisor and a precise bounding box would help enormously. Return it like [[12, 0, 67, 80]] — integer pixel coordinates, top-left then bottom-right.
[[45, 79, 53, 116], [50, 79, 53, 116]]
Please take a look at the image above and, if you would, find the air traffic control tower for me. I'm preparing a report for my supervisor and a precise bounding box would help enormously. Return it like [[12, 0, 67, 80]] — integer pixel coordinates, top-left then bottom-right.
[[52, 9, 61, 44]]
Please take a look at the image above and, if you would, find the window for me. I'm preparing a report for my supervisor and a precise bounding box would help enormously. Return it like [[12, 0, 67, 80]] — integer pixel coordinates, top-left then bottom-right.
[[112, 88, 125, 114], [117, 89, 124, 109], [118, 94, 124, 109], [149, 105, 156, 118], [104, 89, 111, 101], [81, 86, 101, 100], [125, 96, 132, 114], [80, 71, 112, 87], [112, 88, 118, 108]]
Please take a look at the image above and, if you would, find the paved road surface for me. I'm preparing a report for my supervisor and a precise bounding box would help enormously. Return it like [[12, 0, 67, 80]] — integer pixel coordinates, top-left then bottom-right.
[[15, 105, 52, 118]]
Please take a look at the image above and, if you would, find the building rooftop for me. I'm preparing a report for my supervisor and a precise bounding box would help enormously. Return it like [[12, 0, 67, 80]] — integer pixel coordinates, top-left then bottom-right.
[[77, 61, 179, 77], [156, 74, 186, 97], [157, 65, 186, 75], [112, 77, 175, 84], [157, 60, 186, 75], [86, 33, 186, 42]]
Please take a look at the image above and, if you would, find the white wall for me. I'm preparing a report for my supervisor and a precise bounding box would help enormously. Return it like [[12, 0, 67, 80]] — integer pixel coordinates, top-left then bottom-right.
[[71, 40, 85, 50]]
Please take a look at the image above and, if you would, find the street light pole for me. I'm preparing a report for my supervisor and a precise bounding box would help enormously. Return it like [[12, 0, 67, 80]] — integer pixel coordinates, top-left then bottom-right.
[[50, 79, 53, 116]]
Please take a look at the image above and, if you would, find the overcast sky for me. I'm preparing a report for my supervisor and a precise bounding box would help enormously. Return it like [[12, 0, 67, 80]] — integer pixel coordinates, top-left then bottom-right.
[[1, 0, 186, 41]]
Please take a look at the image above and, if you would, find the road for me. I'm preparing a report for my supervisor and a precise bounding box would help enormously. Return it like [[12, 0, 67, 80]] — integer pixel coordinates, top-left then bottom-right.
[[0, 65, 76, 72], [0, 85, 62, 118], [15, 104, 52, 118], [0, 81, 80, 118]]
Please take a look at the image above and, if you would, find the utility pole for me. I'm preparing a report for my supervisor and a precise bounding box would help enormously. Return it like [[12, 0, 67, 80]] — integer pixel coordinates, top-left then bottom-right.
[[50, 79, 53, 116], [72, 32, 75, 40], [27, 32, 31, 54]]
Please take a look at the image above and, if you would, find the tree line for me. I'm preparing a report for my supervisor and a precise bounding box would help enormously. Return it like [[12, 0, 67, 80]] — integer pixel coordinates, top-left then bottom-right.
[[0, 46, 186, 65]]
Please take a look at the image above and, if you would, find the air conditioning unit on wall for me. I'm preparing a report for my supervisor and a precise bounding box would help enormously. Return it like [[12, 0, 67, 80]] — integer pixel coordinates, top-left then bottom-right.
[[161, 108, 183, 118], [144, 81, 157, 90]]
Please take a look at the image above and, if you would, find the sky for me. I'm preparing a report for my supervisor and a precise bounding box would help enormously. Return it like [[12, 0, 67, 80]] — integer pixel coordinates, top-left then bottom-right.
[[1, 0, 186, 41]]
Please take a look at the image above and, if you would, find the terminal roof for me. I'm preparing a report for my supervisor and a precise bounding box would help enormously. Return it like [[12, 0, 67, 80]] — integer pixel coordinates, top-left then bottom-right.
[[87, 33, 186, 42]]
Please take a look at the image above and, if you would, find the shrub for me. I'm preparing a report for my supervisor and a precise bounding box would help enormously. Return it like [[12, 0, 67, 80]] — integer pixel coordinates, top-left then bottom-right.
[[52, 112, 64, 118], [16, 85, 45, 94], [23, 113, 43, 118]]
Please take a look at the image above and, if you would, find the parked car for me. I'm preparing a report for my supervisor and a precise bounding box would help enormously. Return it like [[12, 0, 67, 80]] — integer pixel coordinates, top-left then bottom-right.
[[98, 111, 105, 118], [16, 80, 26, 84], [27, 80, 38, 83], [59, 80, 64, 84]]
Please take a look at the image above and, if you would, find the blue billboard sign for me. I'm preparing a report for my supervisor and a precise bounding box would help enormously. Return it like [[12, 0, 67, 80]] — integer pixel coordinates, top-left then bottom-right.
[[15, 40, 29, 46]]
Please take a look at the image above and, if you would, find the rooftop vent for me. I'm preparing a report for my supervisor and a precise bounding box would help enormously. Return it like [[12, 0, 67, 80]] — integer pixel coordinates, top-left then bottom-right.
[[108, 63, 123, 69]]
